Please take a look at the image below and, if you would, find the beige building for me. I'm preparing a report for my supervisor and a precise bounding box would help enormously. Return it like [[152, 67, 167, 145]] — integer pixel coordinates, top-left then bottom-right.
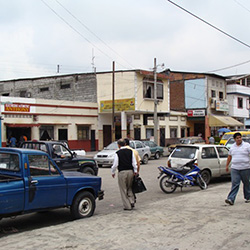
[[0, 96, 98, 151], [96, 70, 187, 149]]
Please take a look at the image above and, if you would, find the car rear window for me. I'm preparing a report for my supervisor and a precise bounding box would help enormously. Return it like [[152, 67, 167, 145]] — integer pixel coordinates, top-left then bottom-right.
[[171, 146, 197, 159]]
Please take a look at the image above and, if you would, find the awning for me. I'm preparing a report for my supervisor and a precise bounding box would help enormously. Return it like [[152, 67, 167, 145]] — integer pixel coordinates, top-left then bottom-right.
[[209, 115, 243, 127]]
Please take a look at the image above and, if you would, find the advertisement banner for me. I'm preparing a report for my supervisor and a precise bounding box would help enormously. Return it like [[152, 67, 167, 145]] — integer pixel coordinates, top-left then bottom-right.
[[100, 98, 135, 112]]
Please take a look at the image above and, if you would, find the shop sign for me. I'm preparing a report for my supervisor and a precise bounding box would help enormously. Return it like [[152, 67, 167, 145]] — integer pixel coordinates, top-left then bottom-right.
[[187, 109, 205, 117], [216, 100, 229, 112], [100, 98, 135, 112], [4, 103, 30, 112]]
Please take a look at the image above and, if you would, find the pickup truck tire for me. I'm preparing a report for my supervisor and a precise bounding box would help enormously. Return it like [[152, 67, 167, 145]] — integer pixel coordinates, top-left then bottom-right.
[[81, 167, 95, 175], [71, 191, 96, 219]]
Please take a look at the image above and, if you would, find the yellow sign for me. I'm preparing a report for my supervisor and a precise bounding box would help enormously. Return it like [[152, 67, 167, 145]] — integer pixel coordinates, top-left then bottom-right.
[[100, 98, 135, 112]]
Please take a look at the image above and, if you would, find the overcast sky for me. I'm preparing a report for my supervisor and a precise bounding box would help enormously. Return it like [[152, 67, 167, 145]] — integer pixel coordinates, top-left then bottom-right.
[[1, 0, 250, 80]]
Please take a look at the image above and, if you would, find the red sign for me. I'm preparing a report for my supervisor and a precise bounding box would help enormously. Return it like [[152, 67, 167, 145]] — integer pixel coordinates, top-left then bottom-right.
[[4, 104, 30, 112]]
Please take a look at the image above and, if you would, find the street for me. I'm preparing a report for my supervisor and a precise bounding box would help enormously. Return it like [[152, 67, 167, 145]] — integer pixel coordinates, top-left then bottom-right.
[[1, 156, 249, 250], [0, 156, 230, 235]]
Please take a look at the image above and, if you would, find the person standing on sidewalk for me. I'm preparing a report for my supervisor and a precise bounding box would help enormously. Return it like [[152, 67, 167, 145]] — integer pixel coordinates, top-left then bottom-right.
[[225, 132, 250, 205], [111, 139, 138, 210]]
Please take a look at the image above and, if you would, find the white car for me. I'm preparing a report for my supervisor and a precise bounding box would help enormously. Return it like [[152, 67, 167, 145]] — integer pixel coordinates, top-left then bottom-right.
[[94, 140, 151, 167], [168, 144, 230, 184]]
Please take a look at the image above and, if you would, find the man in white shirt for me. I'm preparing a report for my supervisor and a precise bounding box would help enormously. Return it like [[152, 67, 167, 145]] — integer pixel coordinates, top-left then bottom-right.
[[111, 139, 138, 210], [225, 132, 250, 205]]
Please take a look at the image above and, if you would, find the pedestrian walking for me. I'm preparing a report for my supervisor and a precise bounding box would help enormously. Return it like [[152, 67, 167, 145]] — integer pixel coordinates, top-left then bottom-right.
[[124, 138, 141, 173], [111, 139, 138, 210], [225, 132, 250, 205]]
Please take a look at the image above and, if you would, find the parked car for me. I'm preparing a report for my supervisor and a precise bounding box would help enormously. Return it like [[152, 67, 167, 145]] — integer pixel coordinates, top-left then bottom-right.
[[168, 136, 205, 155], [167, 144, 230, 184], [225, 137, 250, 149], [0, 148, 104, 221], [94, 140, 151, 167], [220, 131, 250, 145], [143, 141, 164, 159]]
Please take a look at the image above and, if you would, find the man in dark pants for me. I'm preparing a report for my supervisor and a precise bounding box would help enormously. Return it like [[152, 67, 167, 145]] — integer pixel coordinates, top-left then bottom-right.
[[111, 139, 138, 210]]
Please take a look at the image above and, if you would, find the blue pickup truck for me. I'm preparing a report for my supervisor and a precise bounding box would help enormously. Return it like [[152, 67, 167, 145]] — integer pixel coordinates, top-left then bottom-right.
[[0, 148, 104, 221]]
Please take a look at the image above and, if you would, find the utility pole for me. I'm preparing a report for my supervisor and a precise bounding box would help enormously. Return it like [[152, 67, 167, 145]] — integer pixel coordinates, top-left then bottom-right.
[[153, 58, 158, 144], [112, 61, 115, 142]]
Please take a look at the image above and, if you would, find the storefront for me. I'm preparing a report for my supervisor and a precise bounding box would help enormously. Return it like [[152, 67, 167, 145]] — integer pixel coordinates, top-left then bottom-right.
[[0, 97, 98, 151]]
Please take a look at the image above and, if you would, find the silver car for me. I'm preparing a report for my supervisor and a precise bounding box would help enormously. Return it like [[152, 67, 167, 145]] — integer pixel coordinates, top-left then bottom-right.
[[94, 140, 151, 167], [168, 144, 230, 184]]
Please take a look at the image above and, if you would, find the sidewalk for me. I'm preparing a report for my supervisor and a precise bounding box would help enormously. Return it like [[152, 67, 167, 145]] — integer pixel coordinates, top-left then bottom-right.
[[1, 182, 249, 250]]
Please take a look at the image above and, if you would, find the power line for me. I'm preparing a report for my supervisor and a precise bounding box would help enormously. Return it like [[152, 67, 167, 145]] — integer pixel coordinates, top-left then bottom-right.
[[55, 0, 135, 69], [207, 59, 250, 73], [40, 0, 129, 69], [234, 0, 250, 14], [165, 0, 250, 49]]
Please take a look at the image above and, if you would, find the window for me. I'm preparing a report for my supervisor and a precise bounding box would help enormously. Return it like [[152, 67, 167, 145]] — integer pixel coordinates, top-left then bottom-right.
[[0, 153, 19, 171], [143, 78, 163, 100], [20, 90, 27, 97], [211, 90, 216, 98], [40, 87, 49, 92], [60, 83, 71, 89], [238, 97, 243, 109], [77, 126, 90, 140], [135, 141, 143, 149], [146, 128, 154, 139], [28, 155, 59, 176], [216, 147, 228, 158], [2, 93, 10, 96], [170, 127, 177, 138], [219, 91, 223, 100], [201, 147, 217, 159]]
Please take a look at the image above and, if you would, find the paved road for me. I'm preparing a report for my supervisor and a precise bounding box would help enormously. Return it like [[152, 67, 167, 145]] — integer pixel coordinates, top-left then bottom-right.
[[2, 156, 247, 250]]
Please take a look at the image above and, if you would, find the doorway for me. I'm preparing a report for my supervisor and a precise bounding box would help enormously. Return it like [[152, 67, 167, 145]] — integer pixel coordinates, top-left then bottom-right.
[[58, 129, 68, 141], [103, 125, 112, 147]]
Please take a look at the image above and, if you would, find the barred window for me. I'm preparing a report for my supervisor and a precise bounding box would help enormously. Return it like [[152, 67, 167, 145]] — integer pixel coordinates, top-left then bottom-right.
[[77, 126, 90, 140]]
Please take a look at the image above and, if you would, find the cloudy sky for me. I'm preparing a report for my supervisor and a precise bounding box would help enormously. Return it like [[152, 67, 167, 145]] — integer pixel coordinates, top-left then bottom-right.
[[1, 0, 250, 80]]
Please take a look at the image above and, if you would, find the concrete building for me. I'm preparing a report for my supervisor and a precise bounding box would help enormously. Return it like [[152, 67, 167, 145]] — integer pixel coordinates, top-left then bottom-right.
[[226, 74, 250, 128], [168, 71, 243, 143], [0, 96, 98, 151], [0, 70, 188, 150]]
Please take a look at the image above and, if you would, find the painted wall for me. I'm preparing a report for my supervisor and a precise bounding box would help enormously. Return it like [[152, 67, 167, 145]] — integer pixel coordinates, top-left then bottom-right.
[[185, 79, 206, 109]]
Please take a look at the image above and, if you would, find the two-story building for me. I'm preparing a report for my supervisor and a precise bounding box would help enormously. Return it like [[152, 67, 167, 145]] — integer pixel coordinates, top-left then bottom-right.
[[226, 74, 250, 128]]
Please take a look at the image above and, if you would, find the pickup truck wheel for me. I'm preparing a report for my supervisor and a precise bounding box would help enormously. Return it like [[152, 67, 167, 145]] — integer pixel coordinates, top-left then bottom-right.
[[142, 155, 149, 164], [82, 167, 95, 175], [201, 170, 211, 185], [71, 191, 96, 219]]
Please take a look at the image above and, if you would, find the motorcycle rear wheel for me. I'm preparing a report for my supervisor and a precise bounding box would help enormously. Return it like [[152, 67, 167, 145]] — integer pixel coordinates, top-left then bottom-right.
[[196, 174, 207, 190], [160, 175, 177, 193]]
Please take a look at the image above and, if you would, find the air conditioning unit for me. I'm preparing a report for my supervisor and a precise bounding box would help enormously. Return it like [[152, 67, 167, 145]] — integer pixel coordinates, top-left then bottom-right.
[[210, 98, 216, 109]]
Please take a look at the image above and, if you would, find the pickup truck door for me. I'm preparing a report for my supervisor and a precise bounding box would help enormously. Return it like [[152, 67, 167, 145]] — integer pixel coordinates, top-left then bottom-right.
[[25, 154, 67, 210], [52, 144, 79, 171]]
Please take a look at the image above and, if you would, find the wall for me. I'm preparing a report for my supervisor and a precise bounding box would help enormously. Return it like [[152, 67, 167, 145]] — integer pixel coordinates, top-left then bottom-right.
[[0, 73, 97, 103]]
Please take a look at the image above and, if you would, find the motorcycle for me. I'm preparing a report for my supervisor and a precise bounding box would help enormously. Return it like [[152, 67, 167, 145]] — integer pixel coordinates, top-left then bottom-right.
[[157, 158, 207, 193]]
